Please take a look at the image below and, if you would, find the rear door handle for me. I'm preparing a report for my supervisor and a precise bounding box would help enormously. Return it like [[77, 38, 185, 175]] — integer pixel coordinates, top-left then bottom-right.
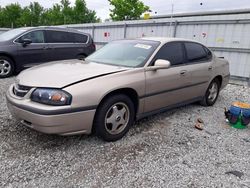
[[208, 66, 213, 70], [180, 70, 187, 75]]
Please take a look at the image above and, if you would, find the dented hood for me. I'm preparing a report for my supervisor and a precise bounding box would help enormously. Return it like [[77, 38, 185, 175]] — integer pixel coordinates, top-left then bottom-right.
[[17, 59, 130, 88]]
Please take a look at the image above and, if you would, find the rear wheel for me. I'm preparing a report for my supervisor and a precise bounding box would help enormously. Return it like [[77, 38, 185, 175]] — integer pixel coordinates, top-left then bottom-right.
[[200, 79, 220, 106], [0, 56, 14, 78], [77, 54, 86, 60], [94, 94, 135, 142]]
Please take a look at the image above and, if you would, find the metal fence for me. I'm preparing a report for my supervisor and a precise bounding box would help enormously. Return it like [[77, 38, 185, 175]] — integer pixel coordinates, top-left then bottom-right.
[[64, 9, 250, 80]]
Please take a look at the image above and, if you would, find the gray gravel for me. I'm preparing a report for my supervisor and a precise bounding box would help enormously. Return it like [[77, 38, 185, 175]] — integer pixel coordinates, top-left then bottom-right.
[[0, 77, 250, 188]]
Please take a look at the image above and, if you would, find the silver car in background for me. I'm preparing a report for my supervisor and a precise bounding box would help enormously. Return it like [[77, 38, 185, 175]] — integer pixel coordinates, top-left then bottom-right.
[[6, 37, 230, 141]]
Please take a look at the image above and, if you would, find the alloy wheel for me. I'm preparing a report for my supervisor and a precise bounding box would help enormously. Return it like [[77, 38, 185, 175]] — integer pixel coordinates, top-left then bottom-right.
[[0, 60, 11, 76]]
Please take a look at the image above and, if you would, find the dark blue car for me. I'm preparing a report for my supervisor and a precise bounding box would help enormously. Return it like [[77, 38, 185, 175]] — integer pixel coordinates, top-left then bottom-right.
[[0, 26, 95, 78]]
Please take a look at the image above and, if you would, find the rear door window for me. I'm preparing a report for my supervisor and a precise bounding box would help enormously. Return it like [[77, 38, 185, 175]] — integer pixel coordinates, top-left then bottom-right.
[[46, 30, 71, 43], [74, 33, 88, 43], [67, 33, 75, 43], [153, 42, 184, 66], [17, 30, 45, 43], [45, 30, 88, 43], [184, 42, 209, 63]]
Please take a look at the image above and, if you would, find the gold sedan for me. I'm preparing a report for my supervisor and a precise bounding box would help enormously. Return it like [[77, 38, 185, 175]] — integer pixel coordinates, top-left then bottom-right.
[[6, 38, 230, 141]]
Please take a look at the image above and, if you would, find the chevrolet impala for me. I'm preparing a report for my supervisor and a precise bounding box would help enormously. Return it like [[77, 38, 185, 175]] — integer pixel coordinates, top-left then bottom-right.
[[6, 38, 230, 141]]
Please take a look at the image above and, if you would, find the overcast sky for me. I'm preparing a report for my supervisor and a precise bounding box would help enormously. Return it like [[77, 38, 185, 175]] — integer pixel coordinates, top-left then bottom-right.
[[0, 0, 250, 20]]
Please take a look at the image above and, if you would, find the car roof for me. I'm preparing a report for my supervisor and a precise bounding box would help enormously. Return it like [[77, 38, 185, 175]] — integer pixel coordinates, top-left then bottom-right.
[[140, 37, 199, 44], [25, 26, 90, 35]]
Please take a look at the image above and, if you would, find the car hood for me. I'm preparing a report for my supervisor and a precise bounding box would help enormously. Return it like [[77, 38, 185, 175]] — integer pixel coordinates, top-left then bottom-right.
[[17, 59, 131, 88]]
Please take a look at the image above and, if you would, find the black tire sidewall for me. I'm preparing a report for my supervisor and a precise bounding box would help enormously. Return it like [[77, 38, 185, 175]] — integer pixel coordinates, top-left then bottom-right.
[[204, 79, 220, 106], [77, 54, 86, 60], [0, 56, 14, 78], [94, 94, 135, 142]]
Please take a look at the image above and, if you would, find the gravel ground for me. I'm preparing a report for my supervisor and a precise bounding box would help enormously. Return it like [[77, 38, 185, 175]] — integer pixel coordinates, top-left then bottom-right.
[[0, 77, 250, 188]]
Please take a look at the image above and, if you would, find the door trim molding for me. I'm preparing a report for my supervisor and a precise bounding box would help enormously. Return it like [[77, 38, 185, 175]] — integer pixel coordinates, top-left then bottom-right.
[[140, 81, 207, 99]]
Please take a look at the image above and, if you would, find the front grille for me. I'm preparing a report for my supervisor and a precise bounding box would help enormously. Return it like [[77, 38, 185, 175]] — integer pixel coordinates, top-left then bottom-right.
[[13, 84, 32, 97]]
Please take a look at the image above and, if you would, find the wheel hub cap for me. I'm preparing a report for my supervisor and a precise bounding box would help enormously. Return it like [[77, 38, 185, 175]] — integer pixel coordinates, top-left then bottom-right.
[[116, 115, 121, 122], [0, 60, 11, 76], [208, 83, 218, 102], [105, 102, 130, 135]]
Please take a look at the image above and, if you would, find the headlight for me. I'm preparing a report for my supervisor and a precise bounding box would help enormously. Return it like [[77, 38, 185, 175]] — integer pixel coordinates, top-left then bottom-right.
[[31, 88, 72, 106]]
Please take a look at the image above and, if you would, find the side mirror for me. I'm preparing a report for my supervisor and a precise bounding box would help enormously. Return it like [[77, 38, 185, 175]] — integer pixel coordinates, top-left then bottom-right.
[[21, 38, 32, 47], [146, 59, 171, 71]]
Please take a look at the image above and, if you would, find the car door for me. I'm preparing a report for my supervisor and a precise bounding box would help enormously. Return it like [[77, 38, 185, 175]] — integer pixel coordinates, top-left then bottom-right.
[[16, 30, 49, 67], [183, 42, 213, 98], [144, 42, 194, 113]]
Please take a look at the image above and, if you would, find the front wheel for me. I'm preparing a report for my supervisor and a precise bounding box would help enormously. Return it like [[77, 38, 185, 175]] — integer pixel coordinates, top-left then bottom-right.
[[200, 79, 220, 106], [94, 94, 135, 142], [0, 56, 14, 78]]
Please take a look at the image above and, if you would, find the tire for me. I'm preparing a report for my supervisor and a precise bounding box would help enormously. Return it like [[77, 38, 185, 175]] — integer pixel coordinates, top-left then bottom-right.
[[94, 94, 135, 142], [0, 56, 14, 78], [200, 78, 220, 106], [77, 54, 86, 60]]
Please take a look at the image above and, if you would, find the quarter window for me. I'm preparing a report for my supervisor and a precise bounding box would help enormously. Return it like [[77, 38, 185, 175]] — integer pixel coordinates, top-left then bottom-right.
[[185, 42, 208, 62], [18, 30, 44, 43], [74, 33, 88, 43], [154, 42, 184, 66]]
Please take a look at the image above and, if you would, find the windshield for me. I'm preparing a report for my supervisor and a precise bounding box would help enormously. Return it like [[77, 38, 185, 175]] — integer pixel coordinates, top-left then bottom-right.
[[86, 40, 160, 67], [0, 28, 29, 41]]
